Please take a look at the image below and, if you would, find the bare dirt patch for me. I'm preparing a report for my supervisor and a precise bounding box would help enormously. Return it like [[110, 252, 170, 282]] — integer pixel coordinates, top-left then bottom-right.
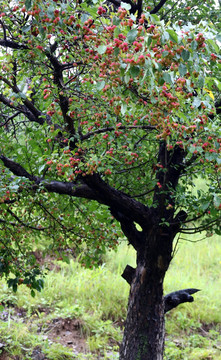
[[45, 317, 88, 354], [0, 351, 9, 360]]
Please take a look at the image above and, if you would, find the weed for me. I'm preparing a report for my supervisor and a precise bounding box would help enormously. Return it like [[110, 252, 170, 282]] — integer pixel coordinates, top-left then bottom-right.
[[0, 234, 220, 359]]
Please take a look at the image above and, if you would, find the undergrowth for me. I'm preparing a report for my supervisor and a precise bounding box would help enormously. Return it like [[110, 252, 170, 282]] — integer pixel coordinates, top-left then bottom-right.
[[0, 234, 220, 359]]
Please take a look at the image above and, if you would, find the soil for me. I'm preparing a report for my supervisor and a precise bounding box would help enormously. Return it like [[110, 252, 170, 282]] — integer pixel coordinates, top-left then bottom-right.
[[44, 317, 87, 354], [30, 251, 61, 271], [0, 351, 9, 360], [0, 307, 88, 359]]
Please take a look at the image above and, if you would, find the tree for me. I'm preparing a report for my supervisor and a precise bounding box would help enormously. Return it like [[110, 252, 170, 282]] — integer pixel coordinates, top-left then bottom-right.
[[0, 0, 220, 359]]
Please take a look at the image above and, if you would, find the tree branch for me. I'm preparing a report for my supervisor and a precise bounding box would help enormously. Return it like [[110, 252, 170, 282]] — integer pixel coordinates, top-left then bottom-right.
[[81, 124, 156, 141], [0, 39, 29, 50], [0, 154, 96, 200], [0, 77, 45, 125], [1, 209, 49, 231], [0, 155, 37, 181], [215, 99, 221, 115], [121, 267, 200, 313], [164, 288, 200, 313], [150, 0, 170, 14], [0, 155, 153, 227], [83, 173, 153, 228], [179, 216, 221, 234], [121, 265, 136, 284], [110, 210, 144, 249], [0, 92, 45, 125], [106, 0, 141, 15]]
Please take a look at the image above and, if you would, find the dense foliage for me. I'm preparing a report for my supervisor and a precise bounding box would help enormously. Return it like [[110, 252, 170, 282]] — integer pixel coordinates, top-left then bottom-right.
[[0, 1, 220, 358], [0, 0, 219, 320]]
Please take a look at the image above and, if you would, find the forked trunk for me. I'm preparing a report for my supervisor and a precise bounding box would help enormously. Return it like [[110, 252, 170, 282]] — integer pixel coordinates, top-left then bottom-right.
[[120, 262, 165, 360]]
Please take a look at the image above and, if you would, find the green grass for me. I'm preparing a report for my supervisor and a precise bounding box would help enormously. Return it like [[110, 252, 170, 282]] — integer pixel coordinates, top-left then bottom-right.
[[0, 234, 220, 359], [165, 234, 221, 324]]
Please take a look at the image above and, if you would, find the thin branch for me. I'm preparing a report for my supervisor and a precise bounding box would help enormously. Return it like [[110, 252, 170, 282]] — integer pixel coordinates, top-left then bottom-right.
[[161, 0, 178, 20], [133, 188, 155, 198], [106, 0, 120, 7], [115, 160, 150, 174], [81, 124, 156, 141], [180, 236, 207, 243], [0, 76, 44, 124], [0, 213, 48, 231], [0, 111, 20, 126], [180, 217, 221, 234], [0, 91, 45, 125], [172, 233, 181, 258], [150, 0, 170, 14]]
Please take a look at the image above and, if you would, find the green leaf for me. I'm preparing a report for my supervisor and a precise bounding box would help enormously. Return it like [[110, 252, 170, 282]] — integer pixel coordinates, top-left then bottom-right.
[[25, 0, 32, 10], [158, 77, 165, 85], [192, 98, 201, 108], [21, 25, 31, 33], [127, 29, 138, 43], [146, 36, 152, 47], [114, 26, 121, 38], [130, 66, 140, 78], [216, 34, 221, 43], [121, 103, 127, 115], [214, 194, 221, 208], [197, 76, 204, 88], [181, 49, 190, 61], [215, 228, 221, 235], [214, 79, 221, 91], [113, 16, 121, 26], [150, 14, 161, 25], [178, 63, 187, 77], [96, 81, 105, 91], [114, 47, 120, 57], [31, 290, 36, 297], [207, 39, 219, 53], [121, 1, 131, 11], [38, 164, 46, 174], [205, 152, 217, 161], [162, 51, 169, 58], [97, 45, 107, 54], [201, 201, 210, 211], [124, 74, 130, 84], [191, 40, 198, 50], [163, 72, 172, 84], [62, 255, 70, 264], [167, 29, 178, 43]]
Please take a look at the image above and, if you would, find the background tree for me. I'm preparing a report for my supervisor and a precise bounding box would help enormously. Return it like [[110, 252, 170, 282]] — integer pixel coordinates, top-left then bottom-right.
[[0, 0, 220, 359]]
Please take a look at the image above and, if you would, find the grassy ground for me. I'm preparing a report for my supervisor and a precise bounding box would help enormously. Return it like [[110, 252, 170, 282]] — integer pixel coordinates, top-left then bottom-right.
[[0, 234, 220, 359]]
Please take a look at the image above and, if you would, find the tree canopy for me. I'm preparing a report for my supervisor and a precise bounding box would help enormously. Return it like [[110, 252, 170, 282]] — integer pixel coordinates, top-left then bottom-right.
[[0, 1, 220, 357]]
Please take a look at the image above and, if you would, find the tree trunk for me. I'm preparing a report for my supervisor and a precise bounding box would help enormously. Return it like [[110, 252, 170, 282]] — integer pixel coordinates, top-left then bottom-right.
[[120, 263, 165, 360], [120, 232, 172, 360]]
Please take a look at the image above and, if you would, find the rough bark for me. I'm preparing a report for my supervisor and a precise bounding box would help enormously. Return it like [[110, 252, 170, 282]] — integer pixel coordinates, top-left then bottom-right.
[[121, 266, 200, 313], [120, 230, 172, 360], [120, 261, 165, 360]]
